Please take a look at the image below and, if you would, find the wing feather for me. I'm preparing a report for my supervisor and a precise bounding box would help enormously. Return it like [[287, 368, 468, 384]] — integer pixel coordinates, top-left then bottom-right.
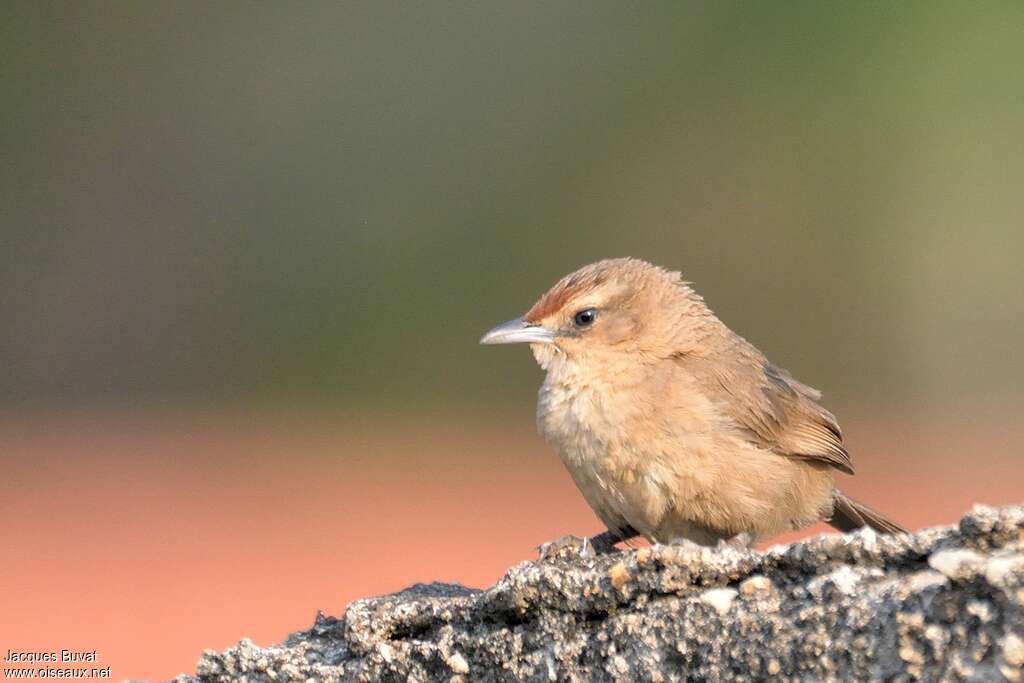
[[682, 340, 855, 475]]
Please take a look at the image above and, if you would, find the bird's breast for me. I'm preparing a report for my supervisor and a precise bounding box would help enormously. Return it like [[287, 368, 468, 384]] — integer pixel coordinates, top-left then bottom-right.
[[536, 369, 657, 476], [537, 378, 608, 469], [536, 368, 698, 538]]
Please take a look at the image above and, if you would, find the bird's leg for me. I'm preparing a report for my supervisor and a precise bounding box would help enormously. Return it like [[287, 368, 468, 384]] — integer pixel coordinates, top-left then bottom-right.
[[588, 525, 639, 554]]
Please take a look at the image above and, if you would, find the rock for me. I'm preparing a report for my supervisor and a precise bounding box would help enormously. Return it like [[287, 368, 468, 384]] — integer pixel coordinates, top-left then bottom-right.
[[178, 505, 1024, 682]]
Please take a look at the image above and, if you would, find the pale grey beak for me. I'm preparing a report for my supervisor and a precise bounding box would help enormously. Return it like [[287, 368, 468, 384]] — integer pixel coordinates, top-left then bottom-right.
[[480, 317, 555, 345]]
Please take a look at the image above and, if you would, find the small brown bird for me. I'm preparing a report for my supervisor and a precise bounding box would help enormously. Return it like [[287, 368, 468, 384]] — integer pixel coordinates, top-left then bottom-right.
[[481, 258, 905, 551]]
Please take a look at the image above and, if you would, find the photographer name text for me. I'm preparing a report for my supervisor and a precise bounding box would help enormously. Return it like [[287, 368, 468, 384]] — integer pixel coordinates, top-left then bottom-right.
[[5, 652, 96, 666]]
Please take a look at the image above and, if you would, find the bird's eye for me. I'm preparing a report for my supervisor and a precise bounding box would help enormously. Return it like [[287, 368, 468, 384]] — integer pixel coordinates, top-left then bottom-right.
[[573, 308, 597, 327]]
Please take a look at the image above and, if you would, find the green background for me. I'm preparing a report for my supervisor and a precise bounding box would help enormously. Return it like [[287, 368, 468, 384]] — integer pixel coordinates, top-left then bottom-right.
[[3, 2, 1022, 411]]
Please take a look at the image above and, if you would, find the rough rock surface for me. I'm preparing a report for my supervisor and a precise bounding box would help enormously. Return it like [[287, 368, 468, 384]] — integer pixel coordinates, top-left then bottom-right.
[[180, 505, 1024, 682]]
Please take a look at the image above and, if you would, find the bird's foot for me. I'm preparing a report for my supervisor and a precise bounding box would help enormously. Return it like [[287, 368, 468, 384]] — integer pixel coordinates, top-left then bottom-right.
[[537, 535, 595, 561], [538, 527, 639, 561], [666, 537, 707, 552], [715, 532, 755, 551]]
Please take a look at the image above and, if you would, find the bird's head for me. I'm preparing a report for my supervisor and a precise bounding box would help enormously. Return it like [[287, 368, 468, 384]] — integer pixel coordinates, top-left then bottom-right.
[[480, 258, 712, 370]]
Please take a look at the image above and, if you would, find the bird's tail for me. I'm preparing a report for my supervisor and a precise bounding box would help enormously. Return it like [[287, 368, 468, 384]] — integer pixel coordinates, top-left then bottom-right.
[[829, 491, 908, 535]]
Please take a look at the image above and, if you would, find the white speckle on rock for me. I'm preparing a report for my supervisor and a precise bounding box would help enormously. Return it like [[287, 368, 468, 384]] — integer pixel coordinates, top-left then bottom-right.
[[899, 643, 924, 665], [985, 554, 1024, 585], [377, 643, 394, 663], [929, 549, 985, 580], [446, 652, 469, 674], [967, 600, 995, 623], [739, 575, 774, 597], [828, 565, 862, 595], [701, 588, 738, 615], [808, 565, 866, 597], [1004, 633, 1024, 667], [906, 570, 950, 592]]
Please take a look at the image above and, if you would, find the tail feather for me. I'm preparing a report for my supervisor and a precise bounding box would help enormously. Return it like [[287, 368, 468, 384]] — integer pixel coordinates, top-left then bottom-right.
[[829, 491, 908, 535]]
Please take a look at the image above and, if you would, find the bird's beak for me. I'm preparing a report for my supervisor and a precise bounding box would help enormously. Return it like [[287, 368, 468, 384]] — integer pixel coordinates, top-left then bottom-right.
[[479, 317, 555, 345]]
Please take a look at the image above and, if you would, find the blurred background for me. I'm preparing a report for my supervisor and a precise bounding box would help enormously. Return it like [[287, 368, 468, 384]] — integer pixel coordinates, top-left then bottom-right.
[[2, 2, 1022, 679]]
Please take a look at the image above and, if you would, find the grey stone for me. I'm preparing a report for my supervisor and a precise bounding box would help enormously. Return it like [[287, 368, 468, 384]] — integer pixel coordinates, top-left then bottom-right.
[[178, 505, 1024, 682]]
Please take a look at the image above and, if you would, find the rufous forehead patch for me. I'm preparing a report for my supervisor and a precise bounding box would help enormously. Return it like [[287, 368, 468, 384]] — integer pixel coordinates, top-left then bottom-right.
[[524, 285, 575, 323], [523, 271, 608, 323], [521, 258, 657, 323]]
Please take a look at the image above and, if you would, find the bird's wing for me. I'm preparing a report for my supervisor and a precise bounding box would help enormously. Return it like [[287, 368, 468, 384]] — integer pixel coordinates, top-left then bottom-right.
[[682, 341, 855, 475]]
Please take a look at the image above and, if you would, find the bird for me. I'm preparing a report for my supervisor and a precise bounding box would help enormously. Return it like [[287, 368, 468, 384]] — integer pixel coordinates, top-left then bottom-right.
[[480, 257, 906, 552]]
